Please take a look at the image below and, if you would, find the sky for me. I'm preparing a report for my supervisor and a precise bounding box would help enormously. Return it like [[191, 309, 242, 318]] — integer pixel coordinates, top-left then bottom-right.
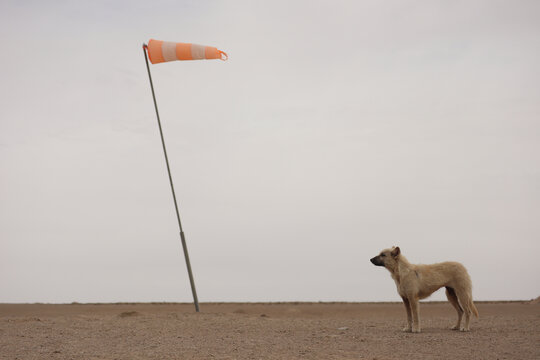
[[1, 0, 539, 304]]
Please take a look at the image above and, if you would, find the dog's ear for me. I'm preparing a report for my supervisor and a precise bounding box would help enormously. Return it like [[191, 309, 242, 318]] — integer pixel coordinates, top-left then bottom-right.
[[391, 246, 400, 257]]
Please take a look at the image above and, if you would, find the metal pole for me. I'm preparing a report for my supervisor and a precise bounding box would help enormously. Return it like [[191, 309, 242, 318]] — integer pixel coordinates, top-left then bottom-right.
[[142, 43, 200, 312]]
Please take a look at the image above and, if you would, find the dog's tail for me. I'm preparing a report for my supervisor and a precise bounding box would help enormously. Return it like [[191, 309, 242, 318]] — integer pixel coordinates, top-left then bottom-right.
[[470, 299, 479, 318]]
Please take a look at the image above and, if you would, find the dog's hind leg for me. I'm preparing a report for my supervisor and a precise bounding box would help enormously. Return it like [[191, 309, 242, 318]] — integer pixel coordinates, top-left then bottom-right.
[[445, 287, 463, 330], [455, 290, 472, 331], [401, 296, 413, 332]]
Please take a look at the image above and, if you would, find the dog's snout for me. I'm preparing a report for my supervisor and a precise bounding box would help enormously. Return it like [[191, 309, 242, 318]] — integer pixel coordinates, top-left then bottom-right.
[[370, 256, 383, 266]]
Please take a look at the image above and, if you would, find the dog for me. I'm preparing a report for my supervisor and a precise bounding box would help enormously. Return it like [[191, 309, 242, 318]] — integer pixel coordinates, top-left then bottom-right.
[[370, 246, 478, 333]]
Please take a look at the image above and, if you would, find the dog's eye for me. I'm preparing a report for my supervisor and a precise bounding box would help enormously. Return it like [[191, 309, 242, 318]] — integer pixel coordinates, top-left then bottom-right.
[[380, 254, 385, 257]]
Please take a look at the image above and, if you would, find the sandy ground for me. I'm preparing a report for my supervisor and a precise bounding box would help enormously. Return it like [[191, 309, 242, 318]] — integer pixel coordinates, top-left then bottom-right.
[[0, 301, 538, 360]]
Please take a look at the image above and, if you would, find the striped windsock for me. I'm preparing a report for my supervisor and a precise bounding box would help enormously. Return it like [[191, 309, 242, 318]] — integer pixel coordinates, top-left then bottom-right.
[[147, 39, 228, 64]]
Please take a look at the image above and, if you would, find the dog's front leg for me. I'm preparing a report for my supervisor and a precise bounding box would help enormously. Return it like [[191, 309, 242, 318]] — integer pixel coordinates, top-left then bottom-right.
[[401, 296, 412, 332], [409, 297, 421, 333]]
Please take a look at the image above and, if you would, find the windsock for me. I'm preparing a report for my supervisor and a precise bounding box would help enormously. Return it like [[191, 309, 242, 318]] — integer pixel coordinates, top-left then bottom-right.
[[147, 39, 228, 64]]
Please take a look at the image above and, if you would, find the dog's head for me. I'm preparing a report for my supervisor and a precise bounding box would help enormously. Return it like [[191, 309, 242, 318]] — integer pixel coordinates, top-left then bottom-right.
[[370, 246, 401, 270]]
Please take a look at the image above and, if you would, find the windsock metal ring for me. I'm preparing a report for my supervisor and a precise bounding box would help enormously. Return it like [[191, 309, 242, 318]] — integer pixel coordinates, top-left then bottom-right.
[[147, 39, 228, 64]]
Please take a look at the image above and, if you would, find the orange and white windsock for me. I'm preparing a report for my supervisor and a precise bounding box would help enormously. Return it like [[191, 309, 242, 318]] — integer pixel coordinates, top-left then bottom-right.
[[147, 39, 228, 64]]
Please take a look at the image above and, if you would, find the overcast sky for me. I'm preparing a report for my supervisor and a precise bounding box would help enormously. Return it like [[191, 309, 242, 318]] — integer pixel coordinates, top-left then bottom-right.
[[1, 0, 539, 304]]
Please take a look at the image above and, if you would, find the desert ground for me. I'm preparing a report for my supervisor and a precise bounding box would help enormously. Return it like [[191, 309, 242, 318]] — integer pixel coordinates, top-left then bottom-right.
[[1, 301, 538, 360]]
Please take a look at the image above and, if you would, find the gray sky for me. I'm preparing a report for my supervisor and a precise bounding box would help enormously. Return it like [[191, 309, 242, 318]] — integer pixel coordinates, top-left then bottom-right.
[[1, 0, 539, 303]]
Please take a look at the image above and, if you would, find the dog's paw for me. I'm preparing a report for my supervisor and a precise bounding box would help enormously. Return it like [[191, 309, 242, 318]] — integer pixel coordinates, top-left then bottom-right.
[[411, 328, 421, 333], [402, 327, 412, 332], [459, 327, 470, 332], [451, 325, 460, 331]]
